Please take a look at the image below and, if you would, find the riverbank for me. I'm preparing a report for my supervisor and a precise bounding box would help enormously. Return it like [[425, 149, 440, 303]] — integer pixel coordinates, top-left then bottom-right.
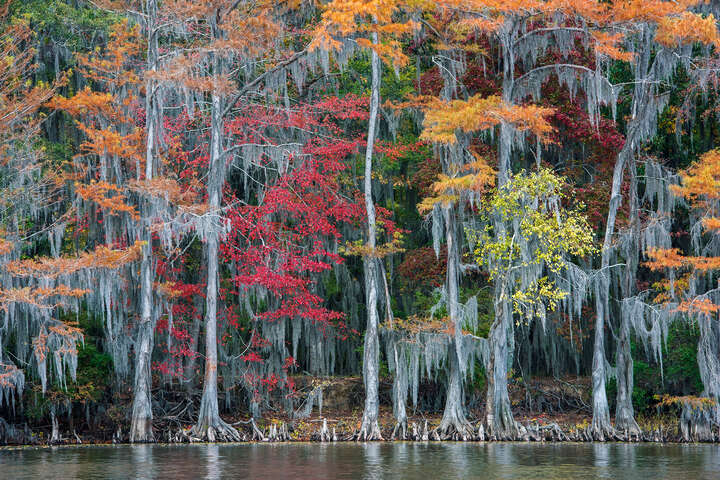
[[0, 411, 707, 446], [1, 375, 715, 445]]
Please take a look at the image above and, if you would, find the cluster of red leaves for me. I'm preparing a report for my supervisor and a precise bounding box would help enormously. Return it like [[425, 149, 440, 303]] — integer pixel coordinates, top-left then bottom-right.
[[547, 91, 626, 229], [397, 246, 448, 292]]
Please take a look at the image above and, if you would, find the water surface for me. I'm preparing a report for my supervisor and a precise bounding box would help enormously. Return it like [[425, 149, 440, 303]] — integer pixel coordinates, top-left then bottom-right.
[[2, 442, 720, 479]]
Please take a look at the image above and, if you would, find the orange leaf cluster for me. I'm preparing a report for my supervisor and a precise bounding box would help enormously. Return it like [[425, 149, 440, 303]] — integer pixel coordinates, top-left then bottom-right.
[[76, 19, 142, 88], [677, 298, 720, 316], [75, 181, 139, 219], [311, 0, 417, 68], [655, 393, 716, 409], [5, 241, 143, 279], [0, 285, 90, 311], [420, 94, 555, 144], [671, 149, 720, 203], [0, 9, 63, 148], [129, 177, 200, 207], [417, 158, 496, 213], [656, 12, 720, 48]]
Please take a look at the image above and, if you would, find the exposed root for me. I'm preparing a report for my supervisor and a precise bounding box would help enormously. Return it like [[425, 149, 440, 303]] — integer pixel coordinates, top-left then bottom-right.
[[615, 415, 643, 442], [313, 418, 337, 442], [525, 423, 569, 442], [356, 418, 384, 441], [248, 417, 267, 441], [390, 420, 407, 440], [189, 415, 242, 442], [588, 422, 619, 442], [409, 420, 430, 441], [617, 425, 643, 442], [112, 427, 123, 444], [436, 413, 474, 441], [50, 410, 61, 444], [680, 404, 719, 442], [267, 422, 291, 442], [486, 408, 521, 441], [476, 423, 486, 441]]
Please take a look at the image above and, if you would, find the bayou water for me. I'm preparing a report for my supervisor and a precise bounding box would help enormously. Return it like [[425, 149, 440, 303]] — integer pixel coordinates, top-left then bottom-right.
[[3, 442, 720, 479]]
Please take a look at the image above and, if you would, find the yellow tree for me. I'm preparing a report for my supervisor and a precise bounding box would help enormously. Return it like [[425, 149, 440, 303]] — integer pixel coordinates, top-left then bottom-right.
[[420, 96, 555, 439], [425, 0, 719, 440]]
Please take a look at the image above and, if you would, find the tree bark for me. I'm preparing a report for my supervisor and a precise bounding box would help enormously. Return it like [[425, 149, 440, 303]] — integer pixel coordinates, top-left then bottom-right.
[[485, 290, 518, 439], [592, 28, 654, 440], [438, 206, 473, 439], [390, 342, 408, 440], [483, 56, 519, 436], [191, 19, 240, 442], [358, 31, 383, 441], [130, 0, 158, 443], [481, 28, 519, 439], [615, 157, 641, 437]]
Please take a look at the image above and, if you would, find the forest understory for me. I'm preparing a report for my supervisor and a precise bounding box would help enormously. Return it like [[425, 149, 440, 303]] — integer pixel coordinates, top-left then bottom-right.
[[0, 375, 711, 445]]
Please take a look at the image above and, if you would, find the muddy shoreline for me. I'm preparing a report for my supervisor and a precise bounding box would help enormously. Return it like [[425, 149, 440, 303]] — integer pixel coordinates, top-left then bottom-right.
[[3, 376, 717, 446], [2, 412, 716, 446]]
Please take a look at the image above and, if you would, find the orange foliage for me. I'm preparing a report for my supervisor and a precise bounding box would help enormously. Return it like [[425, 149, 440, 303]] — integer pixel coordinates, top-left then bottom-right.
[[5, 241, 143, 278], [677, 298, 720, 316], [645, 247, 687, 271], [656, 11, 720, 47], [0, 3, 65, 151], [417, 157, 496, 213], [75, 181, 139, 219], [648, 146, 720, 313], [0, 286, 90, 311], [671, 149, 720, 203], [128, 177, 200, 207], [77, 19, 142, 88], [655, 393, 716, 409], [311, 0, 417, 68], [434, 0, 718, 60], [420, 94, 555, 144]]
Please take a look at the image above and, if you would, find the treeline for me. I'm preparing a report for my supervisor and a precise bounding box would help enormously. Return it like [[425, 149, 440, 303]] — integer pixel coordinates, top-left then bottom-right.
[[1, 0, 720, 443]]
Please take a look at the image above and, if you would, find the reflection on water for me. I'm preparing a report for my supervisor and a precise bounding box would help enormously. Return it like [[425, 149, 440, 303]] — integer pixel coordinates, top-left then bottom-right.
[[2, 442, 720, 480]]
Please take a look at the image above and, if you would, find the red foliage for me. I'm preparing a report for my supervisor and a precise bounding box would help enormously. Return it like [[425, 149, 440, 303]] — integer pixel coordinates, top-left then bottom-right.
[[397, 246, 448, 292]]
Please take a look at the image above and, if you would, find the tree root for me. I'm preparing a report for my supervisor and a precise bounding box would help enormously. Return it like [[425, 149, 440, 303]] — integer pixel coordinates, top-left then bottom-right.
[[249, 417, 267, 441], [189, 415, 242, 442], [112, 427, 123, 444], [266, 422, 291, 442], [409, 420, 430, 441], [312, 418, 337, 442], [486, 414, 521, 441], [680, 404, 719, 442], [525, 422, 568, 442], [390, 420, 407, 441], [50, 410, 62, 445], [588, 422, 620, 442], [355, 418, 383, 441], [436, 416, 474, 441]]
